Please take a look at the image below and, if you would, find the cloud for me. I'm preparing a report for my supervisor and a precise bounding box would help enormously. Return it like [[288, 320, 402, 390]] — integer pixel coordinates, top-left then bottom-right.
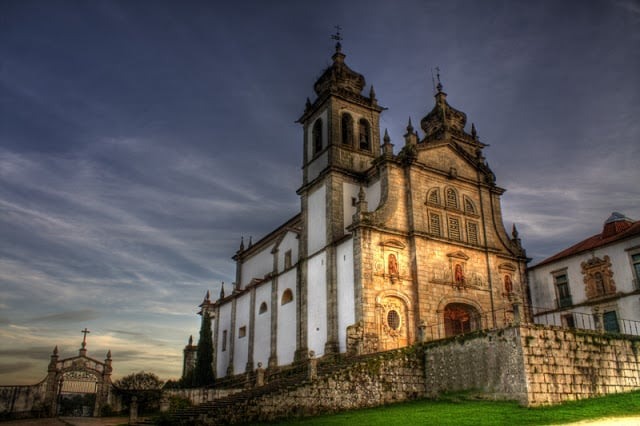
[[0, 362, 34, 375], [28, 310, 100, 324]]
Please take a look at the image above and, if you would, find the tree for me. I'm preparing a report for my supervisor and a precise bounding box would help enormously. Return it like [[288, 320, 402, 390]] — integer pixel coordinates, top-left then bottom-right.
[[114, 371, 164, 390], [193, 312, 214, 386], [114, 371, 164, 414]]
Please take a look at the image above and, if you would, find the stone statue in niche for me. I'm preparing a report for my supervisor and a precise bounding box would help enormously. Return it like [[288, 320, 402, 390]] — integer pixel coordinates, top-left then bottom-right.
[[388, 253, 399, 276], [504, 274, 513, 294], [454, 264, 465, 287]]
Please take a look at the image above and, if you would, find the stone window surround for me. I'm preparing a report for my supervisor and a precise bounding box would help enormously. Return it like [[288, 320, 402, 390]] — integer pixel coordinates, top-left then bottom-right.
[[551, 268, 572, 309], [625, 245, 640, 290]]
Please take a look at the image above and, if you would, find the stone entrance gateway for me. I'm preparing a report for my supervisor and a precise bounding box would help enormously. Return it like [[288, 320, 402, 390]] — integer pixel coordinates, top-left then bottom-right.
[[43, 330, 114, 417], [443, 303, 481, 337]]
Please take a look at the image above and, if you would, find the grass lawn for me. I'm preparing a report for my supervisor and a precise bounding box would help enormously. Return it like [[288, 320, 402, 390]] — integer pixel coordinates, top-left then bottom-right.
[[262, 391, 640, 425]]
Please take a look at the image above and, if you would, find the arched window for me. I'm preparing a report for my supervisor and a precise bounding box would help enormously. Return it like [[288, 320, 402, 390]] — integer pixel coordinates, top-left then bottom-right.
[[427, 189, 440, 205], [358, 119, 370, 150], [312, 119, 323, 155], [341, 113, 354, 146], [259, 302, 268, 314], [464, 197, 476, 214], [281, 289, 294, 305], [445, 188, 458, 209]]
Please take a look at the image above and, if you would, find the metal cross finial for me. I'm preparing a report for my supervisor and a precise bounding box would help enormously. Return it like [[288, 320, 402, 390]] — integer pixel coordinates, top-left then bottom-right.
[[435, 66, 443, 92], [81, 328, 90, 349]]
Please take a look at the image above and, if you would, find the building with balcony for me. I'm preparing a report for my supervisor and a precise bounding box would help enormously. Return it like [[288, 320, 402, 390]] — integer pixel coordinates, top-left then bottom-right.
[[528, 212, 640, 334]]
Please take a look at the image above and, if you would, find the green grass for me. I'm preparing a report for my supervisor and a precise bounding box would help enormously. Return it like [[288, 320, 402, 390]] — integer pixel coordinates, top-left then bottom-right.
[[259, 391, 640, 425]]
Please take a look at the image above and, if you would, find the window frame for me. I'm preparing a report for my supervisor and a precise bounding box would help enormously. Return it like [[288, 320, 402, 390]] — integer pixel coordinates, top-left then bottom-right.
[[553, 271, 572, 308]]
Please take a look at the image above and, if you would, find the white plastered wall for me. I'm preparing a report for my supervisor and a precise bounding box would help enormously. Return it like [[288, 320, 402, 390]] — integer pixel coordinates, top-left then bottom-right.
[[233, 292, 251, 374], [307, 184, 326, 254], [277, 231, 299, 273], [342, 180, 381, 230], [307, 252, 327, 357], [277, 269, 297, 365], [253, 282, 272, 369], [216, 302, 232, 378], [241, 244, 275, 288], [336, 239, 355, 352]]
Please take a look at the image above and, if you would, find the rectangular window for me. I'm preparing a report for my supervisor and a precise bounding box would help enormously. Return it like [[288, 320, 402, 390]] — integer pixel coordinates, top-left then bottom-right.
[[430, 213, 441, 236], [448, 216, 461, 241], [603, 311, 620, 333], [238, 326, 246, 338], [554, 273, 572, 308], [466, 221, 479, 245], [222, 330, 228, 351], [562, 313, 575, 329], [284, 250, 292, 269], [632, 253, 640, 290]]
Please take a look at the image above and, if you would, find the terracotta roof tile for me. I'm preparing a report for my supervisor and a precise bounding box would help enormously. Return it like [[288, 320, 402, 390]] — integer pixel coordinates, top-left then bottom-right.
[[532, 219, 640, 268]]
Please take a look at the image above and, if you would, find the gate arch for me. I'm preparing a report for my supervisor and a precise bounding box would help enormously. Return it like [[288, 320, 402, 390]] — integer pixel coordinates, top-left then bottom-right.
[[44, 342, 114, 417]]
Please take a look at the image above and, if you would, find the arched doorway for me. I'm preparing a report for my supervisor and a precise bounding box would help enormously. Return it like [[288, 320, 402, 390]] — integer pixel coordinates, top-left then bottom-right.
[[57, 370, 100, 416], [443, 303, 481, 337]]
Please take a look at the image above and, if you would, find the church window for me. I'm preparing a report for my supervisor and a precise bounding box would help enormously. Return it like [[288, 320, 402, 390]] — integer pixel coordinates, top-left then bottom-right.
[[358, 119, 371, 151], [427, 189, 440, 205], [430, 213, 442, 236], [341, 113, 354, 146], [448, 216, 461, 241], [312, 119, 323, 155], [464, 197, 476, 214], [445, 188, 458, 209], [222, 330, 228, 351], [281, 288, 293, 305], [466, 221, 479, 245], [259, 302, 268, 314], [554, 273, 572, 308], [387, 310, 400, 330], [238, 326, 246, 338], [284, 250, 292, 269]]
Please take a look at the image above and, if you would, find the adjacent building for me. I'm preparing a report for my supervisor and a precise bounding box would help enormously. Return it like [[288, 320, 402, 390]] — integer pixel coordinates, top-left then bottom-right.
[[528, 212, 640, 334], [188, 43, 530, 380]]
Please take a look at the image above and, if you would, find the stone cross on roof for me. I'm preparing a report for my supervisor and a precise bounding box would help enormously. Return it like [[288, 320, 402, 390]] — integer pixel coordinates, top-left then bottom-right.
[[81, 328, 90, 349]]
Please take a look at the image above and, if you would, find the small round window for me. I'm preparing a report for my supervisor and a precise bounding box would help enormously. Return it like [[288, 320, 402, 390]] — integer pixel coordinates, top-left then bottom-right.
[[387, 310, 401, 330]]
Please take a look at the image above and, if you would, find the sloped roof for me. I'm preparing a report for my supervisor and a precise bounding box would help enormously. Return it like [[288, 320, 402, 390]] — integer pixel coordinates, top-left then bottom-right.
[[531, 213, 640, 268]]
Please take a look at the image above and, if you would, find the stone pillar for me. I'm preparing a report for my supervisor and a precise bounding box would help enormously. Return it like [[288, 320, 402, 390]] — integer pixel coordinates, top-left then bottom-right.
[[593, 307, 604, 332], [418, 320, 427, 343], [255, 362, 265, 387], [307, 351, 317, 381], [246, 286, 256, 373], [159, 395, 170, 413], [227, 297, 237, 377], [513, 303, 522, 325], [129, 396, 138, 425]]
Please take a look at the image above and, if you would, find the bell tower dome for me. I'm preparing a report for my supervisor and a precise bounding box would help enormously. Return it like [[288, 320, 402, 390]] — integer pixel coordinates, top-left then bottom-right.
[[297, 42, 385, 186]]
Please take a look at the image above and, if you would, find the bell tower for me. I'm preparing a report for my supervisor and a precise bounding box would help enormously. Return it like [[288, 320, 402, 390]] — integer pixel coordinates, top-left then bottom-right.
[[297, 40, 384, 186], [295, 39, 385, 359]]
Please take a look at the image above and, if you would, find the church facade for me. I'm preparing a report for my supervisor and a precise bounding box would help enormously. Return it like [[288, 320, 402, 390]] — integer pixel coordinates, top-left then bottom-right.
[[192, 43, 529, 379]]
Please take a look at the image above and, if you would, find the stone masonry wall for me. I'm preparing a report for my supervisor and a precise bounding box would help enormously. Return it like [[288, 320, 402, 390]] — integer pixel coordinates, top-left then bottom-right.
[[521, 325, 640, 405], [203, 347, 426, 424], [163, 387, 241, 405], [424, 325, 640, 406], [424, 327, 529, 404], [0, 382, 48, 419]]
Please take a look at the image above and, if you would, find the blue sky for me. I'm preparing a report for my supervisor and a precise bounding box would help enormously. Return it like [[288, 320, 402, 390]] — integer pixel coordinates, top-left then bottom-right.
[[1, 0, 639, 384]]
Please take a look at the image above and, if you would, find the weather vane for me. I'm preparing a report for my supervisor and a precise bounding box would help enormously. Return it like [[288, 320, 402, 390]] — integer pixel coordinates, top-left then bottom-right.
[[331, 25, 343, 51]]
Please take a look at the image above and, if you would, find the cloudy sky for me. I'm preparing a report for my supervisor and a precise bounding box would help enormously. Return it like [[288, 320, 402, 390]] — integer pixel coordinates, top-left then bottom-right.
[[1, 0, 639, 385]]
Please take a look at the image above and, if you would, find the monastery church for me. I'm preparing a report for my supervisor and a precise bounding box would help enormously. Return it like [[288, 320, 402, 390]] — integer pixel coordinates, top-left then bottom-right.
[[187, 41, 530, 379]]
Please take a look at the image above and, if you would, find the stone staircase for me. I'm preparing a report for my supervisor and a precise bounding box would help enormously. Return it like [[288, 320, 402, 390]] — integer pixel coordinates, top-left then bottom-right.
[[156, 347, 425, 425]]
